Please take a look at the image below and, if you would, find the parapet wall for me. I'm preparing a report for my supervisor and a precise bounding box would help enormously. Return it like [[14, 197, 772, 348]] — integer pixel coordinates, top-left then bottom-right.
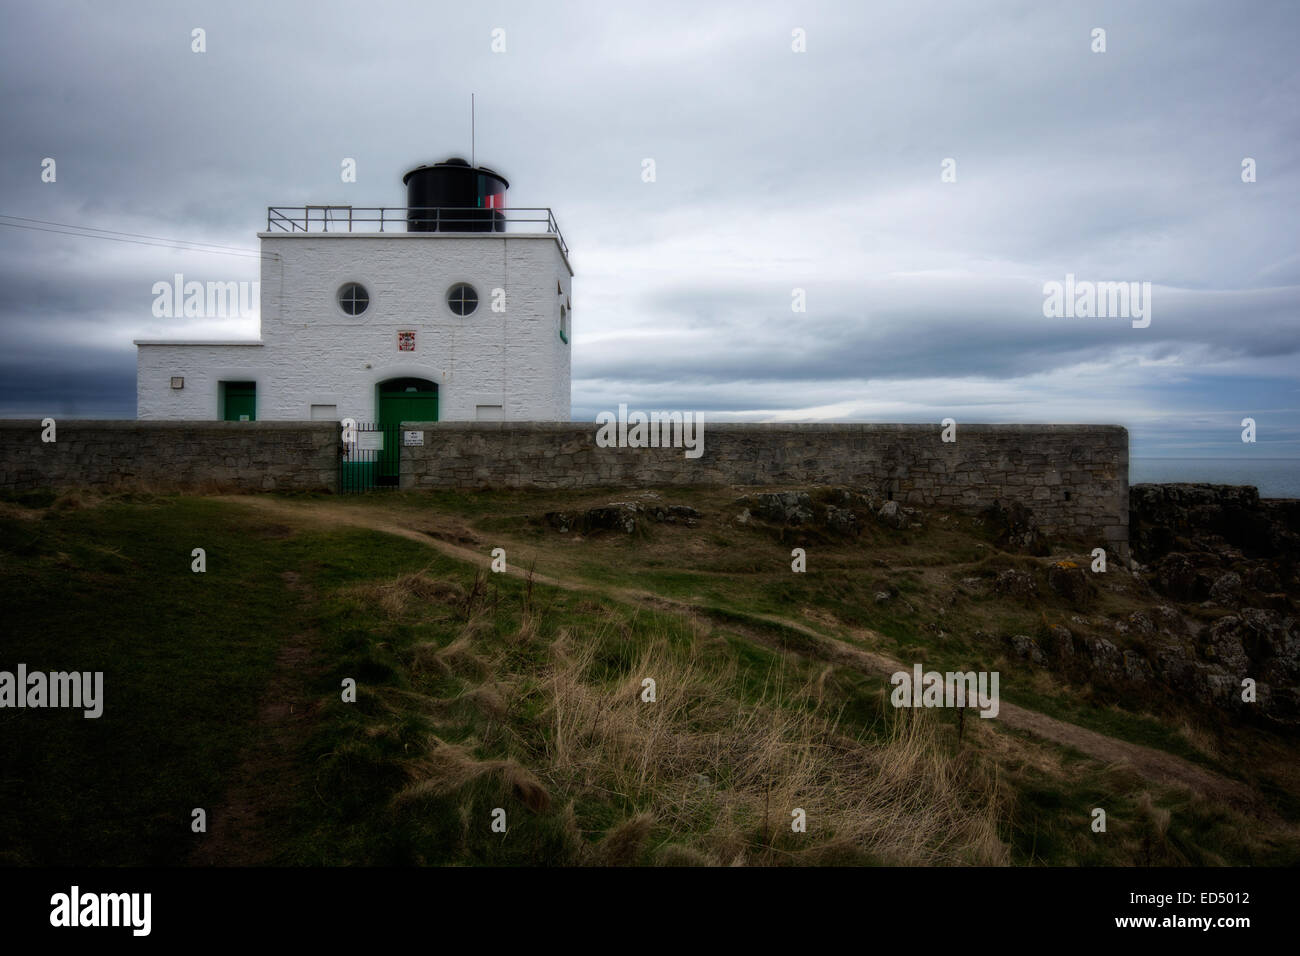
[[0, 421, 337, 494], [401, 422, 1129, 553], [0, 420, 1129, 553]]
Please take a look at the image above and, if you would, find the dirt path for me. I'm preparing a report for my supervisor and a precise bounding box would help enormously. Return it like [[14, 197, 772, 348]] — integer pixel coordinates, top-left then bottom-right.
[[218, 495, 1263, 813], [189, 569, 323, 865]]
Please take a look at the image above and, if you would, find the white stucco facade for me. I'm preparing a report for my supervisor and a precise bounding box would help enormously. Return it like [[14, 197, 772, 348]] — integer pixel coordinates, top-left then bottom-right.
[[136, 231, 573, 422]]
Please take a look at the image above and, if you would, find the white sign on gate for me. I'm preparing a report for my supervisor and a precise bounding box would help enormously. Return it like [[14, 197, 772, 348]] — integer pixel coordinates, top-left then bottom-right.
[[358, 432, 383, 451]]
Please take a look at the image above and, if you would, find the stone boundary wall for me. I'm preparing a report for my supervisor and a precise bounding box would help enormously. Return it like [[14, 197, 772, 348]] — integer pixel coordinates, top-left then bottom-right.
[[0, 421, 337, 493], [0, 420, 1129, 554], [401, 422, 1129, 553]]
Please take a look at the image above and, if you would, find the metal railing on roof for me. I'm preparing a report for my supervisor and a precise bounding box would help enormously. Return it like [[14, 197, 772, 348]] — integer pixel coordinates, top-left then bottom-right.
[[265, 206, 568, 257]]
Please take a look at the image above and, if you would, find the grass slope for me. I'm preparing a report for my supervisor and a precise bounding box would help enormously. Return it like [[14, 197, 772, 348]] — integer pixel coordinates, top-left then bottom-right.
[[2, 488, 1297, 866]]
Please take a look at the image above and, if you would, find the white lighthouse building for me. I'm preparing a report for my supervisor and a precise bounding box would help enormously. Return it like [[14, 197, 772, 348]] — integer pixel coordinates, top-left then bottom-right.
[[135, 158, 573, 427]]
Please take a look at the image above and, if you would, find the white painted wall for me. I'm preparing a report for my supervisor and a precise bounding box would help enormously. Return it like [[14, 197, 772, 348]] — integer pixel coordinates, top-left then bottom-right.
[[137, 233, 573, 422]]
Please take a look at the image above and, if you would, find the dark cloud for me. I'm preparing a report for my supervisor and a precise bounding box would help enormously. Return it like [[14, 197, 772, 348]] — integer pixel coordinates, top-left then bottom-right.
[[0, 0, 1296, 454]]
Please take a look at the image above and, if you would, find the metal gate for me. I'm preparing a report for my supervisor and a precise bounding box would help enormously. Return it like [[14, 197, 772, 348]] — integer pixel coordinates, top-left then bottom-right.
[[339, 422, 401, 492]]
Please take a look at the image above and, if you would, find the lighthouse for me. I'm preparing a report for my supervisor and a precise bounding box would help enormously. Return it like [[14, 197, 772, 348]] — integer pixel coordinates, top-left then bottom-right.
[[134, 158, 573, 426]]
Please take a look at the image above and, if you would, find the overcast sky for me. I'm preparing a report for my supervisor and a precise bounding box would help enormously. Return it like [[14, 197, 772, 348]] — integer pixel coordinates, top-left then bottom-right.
[[1, 0, 1297, 457]]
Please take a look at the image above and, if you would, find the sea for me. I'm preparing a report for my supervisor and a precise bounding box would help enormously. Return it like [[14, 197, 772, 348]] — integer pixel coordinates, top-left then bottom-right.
[[1129, 458, 1300, 499]]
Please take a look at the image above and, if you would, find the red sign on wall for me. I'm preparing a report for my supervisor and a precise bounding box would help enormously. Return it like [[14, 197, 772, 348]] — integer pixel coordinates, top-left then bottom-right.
[[398, 331, 415, 351]]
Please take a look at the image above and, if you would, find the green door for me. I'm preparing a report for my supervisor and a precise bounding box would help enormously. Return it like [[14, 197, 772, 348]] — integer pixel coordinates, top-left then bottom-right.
[[222, 381, 256, 421], [376, 379, 438, 483]]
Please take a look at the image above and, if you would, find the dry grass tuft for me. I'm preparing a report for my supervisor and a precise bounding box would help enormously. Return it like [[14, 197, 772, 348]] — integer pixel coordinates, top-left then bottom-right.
[[1175, 719, 1220, 760], [343, 570, 466, 619], [392, 740, 551, 813], [653, 844, 716, 866], [590, 812, 656, 866], [540, 628, 1008, 866], [1137, 791, 1172, 838], [50, 489, 105, 512], [508, 612, 542, 648], [345, 573, 1011, 865], [501, 761, 551, 812], [411, 632, 490, 678], [463, 684, 509, 720]]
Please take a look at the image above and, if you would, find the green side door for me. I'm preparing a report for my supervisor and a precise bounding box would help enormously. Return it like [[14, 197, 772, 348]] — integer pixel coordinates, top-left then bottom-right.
[[376, 380, 438, 483], [223, 382, 256, 421]]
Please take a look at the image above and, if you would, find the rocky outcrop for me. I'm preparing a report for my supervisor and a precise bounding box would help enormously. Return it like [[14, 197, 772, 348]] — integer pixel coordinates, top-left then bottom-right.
[[744, 491, 814, 525], [1048, 625, 1076, 658], [546, 502, 642, 534], [876, 500, 906, 529], [732, 487, 925, 536], [1131, 483, 1271, 556], [824, 505, 858, 534], [994, 568, 1038, 599], [1046, 560, 1096, 608], [545, 499, 700, 535], [1208, 609, 1299, 686], [1009, 634, 1046, 665], [1034, 484, 1300, 725], [1133, 484, 1298, 624], [1131, 483, 1300, 603], [981, 485, 1300, 725], [979, 500, 1050, 555]]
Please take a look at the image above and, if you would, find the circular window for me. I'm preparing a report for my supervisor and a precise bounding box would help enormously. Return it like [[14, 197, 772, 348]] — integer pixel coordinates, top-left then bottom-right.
[[338, 282, 369, 316], [447, 283, 478, 316]]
